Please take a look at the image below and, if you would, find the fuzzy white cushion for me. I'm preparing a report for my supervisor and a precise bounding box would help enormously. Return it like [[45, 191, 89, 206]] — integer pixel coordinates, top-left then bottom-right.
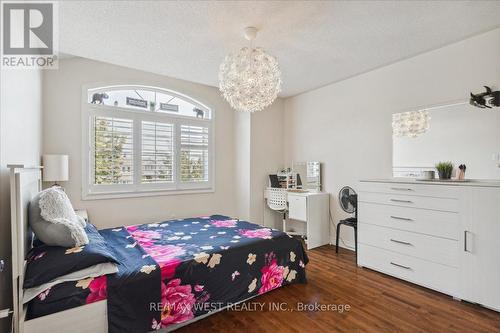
[[29, 187, 88, 247]]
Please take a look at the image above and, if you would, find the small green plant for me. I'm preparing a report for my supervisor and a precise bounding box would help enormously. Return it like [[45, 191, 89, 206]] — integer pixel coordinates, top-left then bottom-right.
[[435, 161, 454, 180], [149, 101, 156, 111]]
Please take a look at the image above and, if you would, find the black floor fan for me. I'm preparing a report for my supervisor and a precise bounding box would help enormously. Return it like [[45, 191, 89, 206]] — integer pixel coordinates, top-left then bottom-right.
[[336, 186, 358, 261]]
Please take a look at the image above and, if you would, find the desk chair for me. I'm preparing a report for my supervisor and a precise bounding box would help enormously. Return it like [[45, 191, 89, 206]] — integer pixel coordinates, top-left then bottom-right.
[[266, 187, 288, 232]]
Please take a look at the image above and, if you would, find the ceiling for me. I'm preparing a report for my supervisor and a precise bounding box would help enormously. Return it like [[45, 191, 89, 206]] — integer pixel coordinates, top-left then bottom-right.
[[59, 1, 500, 97]]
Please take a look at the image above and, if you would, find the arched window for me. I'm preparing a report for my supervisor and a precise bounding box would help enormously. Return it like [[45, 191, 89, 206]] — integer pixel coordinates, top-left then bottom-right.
[[82, 85, 213, 199]]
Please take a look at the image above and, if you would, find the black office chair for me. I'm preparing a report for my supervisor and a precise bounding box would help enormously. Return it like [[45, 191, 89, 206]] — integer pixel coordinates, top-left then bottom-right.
[[336, 186, 358, 259]]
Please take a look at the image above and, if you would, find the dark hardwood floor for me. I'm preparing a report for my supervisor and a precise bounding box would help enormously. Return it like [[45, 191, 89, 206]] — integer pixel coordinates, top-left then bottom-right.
[[179, 245, 500, 333]]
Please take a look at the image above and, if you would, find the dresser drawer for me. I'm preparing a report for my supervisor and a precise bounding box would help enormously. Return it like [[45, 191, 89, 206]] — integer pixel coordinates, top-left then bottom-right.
[[359, 181, 459, 199], [358, 202, 459, 239], [359, 191, 459, 212], [359, 223, 459, 267], [358, 244, 459, 296], [288, 194, 307, 221]]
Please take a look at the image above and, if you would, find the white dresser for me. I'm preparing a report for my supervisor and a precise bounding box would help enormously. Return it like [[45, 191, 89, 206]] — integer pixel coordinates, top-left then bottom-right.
[[358, 179, 500, 312]]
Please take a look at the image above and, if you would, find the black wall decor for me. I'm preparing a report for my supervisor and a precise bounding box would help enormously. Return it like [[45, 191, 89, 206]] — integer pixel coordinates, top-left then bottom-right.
[[126, 97, 147, 108], [470, 86, 500, 108]]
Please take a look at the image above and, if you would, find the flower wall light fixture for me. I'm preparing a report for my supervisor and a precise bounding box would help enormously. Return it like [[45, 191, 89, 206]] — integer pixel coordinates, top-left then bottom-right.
[[218, 27, 282, 113]]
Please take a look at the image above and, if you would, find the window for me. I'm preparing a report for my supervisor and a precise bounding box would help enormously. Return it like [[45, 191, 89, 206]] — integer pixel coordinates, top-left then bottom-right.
[[180, 125, 209, 182], [82, 85, 213, 199], [141, 121, 174, 183], [94, 116, 134, 185]]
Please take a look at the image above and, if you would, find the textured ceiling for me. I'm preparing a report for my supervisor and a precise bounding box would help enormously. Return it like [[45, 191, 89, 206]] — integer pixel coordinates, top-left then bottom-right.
[[59, 1, 500, 97]]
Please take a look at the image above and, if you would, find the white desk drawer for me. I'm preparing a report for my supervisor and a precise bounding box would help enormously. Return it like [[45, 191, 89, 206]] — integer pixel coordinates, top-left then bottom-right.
[[358, 202, 459, 239], [359, 192, 459, 212], [359, 223, 459, 267], [359, 181, 460, 199], [359, 244, 459, 296], [288, 194, 307, 221]]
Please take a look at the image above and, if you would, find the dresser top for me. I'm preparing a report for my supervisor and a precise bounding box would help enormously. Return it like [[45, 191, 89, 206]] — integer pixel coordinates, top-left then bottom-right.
[[360, 178, 500, 188]]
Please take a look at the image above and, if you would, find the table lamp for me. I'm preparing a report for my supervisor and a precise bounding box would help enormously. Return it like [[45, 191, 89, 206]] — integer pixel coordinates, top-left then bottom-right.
[[42, 154, 69, 187]]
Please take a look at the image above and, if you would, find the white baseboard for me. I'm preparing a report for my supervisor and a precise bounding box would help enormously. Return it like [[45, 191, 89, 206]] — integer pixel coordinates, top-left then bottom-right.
[[331, 237, 355, 251]]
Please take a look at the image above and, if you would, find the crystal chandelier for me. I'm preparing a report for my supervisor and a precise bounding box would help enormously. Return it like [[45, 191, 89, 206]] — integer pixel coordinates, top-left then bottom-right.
[[392, 110, 431, 138], [219, 27, 282, 113]]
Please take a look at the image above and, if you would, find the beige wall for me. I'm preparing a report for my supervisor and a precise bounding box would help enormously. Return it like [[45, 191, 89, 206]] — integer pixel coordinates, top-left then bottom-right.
[[283, 28, 500, 249], [232, 100, 286, 227], [0, 69, 43, 329], [250, 100, 284, 228], [233, 111, 251, 220], [42, 58, 238, 228]]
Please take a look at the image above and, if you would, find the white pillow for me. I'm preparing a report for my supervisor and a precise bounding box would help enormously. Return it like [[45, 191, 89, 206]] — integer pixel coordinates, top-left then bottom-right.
[[36, 187, 88, 246]]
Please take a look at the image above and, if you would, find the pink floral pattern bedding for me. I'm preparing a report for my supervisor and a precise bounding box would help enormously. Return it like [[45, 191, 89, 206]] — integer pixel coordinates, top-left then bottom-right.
[[28, 215, 308, 332]]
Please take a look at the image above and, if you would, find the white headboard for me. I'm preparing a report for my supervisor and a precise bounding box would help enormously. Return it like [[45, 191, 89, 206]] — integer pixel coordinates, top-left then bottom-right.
[[9, 165, 42, 333]]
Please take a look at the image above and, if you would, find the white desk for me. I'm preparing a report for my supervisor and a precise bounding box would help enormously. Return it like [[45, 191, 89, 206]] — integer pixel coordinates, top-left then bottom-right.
[[265, 189, 330, 250]]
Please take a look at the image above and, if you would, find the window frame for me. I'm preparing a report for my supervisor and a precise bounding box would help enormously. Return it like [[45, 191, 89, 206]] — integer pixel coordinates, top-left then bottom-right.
[[81, 84, 215, 200]]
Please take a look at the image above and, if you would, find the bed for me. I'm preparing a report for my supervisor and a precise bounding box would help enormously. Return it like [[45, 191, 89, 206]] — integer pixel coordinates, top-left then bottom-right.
[[10, 166, 308, 333]]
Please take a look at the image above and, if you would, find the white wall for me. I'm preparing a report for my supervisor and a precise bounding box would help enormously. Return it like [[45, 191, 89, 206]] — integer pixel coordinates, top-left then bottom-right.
[[0, 69, 42, 329], [283, 28, 500, 249], [43, 58, 238, 228]]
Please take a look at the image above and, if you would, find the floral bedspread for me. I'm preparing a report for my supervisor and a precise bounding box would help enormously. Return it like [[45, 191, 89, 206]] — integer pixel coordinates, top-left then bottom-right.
[[28, 215, 308, 332]]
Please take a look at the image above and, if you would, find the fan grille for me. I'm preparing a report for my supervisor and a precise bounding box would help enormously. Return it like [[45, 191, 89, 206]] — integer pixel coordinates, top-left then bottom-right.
[[339, 186, 356, 214]]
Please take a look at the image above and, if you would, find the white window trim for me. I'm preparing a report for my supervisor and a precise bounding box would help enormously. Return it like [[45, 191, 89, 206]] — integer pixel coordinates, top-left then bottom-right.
[[81, 84, 215, 200]]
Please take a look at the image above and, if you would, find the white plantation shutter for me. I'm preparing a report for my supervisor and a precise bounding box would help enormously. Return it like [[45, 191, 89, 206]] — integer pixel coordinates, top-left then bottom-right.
[[141, 121, 174, 183], [180, 125, 209, 182], [84, 85, 213, 198], [93, 116, 134, 184]]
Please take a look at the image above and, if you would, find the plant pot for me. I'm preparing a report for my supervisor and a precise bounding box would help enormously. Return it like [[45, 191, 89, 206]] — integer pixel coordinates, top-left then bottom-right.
[[438, 170, 452, 180]]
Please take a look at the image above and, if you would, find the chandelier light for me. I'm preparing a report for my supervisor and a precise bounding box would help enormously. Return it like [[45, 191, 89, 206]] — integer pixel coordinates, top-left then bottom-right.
[[218, 27, 282, 112], [392, 110, 431, 138]]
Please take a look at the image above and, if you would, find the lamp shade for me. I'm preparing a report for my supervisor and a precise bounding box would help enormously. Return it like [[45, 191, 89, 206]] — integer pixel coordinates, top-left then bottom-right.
[[42, 154, 69, 182]]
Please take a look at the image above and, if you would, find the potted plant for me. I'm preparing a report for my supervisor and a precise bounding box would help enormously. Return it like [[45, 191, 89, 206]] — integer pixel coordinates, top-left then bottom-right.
[[435, 161, 454, 180]]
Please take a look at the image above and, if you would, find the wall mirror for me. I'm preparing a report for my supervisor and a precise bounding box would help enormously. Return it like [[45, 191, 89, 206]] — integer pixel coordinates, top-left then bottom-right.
[[392, 103, 500, 180], [293, 162, 322, 191]]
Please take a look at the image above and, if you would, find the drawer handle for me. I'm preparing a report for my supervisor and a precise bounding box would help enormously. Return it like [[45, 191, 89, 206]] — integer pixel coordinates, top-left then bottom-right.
[[390, 238, 413, 246], [390, 262, 412, 270], [390, 215, 414, 222], [464, 230, 471, 253], [390, 199, 413, 204], [391, 187, 413, 191]]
